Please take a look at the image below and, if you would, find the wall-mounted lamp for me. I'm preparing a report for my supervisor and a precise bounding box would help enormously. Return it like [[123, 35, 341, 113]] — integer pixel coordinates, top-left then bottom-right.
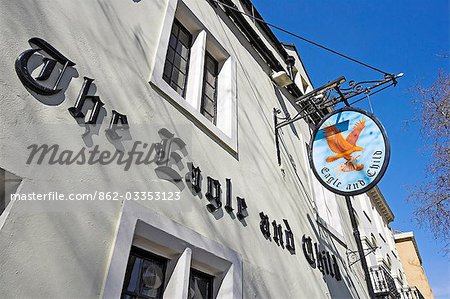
[[271, 71, 293, 87]]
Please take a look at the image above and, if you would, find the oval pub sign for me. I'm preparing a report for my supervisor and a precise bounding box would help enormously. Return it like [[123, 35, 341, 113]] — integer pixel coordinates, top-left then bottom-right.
[[309, 107, 390, 196]]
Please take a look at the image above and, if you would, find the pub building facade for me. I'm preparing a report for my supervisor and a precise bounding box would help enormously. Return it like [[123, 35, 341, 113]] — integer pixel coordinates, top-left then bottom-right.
[[0, 0, 424, 298]]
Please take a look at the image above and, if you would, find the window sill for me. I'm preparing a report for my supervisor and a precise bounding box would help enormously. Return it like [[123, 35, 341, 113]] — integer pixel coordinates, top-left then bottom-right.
[[149, 77, 238, 156]]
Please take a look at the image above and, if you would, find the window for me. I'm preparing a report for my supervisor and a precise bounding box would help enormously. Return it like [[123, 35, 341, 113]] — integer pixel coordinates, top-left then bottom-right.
[[371, 234, 377, 249], [386, 254, 392, 269], [1, 168, 22, 222], [391, 250, 397, 259], [200, 53, 219, 124], [121, 246, 167, 299], [363, 210, 372, 223], [103, 200, 243, 298], [163, 19, 192, 98], [188, 269, 214, 299], [150, 0, 238, 153], [398, 270, 403, 282]]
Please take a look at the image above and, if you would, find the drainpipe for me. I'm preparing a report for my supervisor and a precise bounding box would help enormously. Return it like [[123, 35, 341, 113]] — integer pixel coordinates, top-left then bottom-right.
[[345, 195, 376, 299]]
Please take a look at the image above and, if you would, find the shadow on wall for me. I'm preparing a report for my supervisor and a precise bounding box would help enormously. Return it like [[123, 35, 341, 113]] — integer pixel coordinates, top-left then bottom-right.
[[307, 213, 363, 299], [20, 51, 79, 106], [274, 84, 299, 138]]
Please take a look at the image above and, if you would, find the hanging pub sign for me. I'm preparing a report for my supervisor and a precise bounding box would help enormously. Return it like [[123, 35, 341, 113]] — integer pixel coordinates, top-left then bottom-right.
[[308, 107, 390, 196]]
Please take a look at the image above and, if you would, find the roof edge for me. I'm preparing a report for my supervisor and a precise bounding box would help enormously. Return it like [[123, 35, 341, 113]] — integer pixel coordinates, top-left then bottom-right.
[[367, 186, 395, 223], [394, 231, 422, 264]]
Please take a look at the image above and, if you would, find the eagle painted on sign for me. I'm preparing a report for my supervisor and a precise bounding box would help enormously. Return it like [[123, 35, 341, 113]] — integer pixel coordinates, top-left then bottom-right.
[[323, 119, 366, 172], [309, 107, 390, 196]]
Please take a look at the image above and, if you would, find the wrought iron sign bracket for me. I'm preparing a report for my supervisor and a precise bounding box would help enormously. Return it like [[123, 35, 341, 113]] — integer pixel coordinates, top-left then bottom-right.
[[274, 73, 403, 165], [346, 246, 379, 267]]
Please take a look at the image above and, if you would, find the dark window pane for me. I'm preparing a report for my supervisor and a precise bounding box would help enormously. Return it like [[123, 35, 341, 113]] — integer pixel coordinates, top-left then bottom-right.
[[188, 269, 213, 299], [170, 82, 183, 96], [169, 34, 177, 50], [121, 247, 167, 299], [203, 83, 215, 100], [166, 46, 175, 63], [205, 57, 217, 73], [175, 74, 186, 91], [176, 42, 190, 60], [202, 101, 214, 116], [200, 53, 219, 124], [202, 112, 214, 123], [126, 256, 142, 293], [173, 52, 188, 73], [140, 259, 165, 298], [204, 71, 216, 86], [178, 29, 191, 47], [163, 19, 192, 98], [163, 62, 173, 81], [171, 21, 179, 35], [171, 67, 186, 90]]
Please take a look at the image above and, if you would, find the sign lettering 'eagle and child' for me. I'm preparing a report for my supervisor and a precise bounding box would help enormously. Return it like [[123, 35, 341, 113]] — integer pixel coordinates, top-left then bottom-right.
[[309, 107, 390, 196]]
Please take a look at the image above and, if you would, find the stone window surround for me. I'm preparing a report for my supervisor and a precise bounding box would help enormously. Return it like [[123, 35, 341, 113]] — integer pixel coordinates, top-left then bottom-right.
[[101, 200, 243, 298], [150, 0, 238, 154], [0, 168, 23, 230]]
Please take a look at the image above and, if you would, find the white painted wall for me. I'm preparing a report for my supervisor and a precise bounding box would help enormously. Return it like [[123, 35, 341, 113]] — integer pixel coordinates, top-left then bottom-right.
[[352, 194, 409, 289], [0, 0, 369, 298]]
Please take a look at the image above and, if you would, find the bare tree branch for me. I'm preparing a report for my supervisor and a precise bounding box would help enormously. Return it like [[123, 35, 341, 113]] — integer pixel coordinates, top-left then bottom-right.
[[409, 66, 450, 255]]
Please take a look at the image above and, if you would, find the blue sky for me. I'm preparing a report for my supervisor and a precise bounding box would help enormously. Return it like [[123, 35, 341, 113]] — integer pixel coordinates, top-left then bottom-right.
[[252, 0, 449, 297]]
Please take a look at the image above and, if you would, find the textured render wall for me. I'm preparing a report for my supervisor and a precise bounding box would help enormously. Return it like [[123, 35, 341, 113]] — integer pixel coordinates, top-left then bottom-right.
[[0, 0, 366, 298], [395, 240, 434, 299], [0, 1, 168, 297]]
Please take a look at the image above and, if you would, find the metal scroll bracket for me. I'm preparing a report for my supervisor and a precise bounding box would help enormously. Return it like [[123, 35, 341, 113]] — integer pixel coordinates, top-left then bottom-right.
[[346, 246, 379, 267], [274, 73, 403, 166]]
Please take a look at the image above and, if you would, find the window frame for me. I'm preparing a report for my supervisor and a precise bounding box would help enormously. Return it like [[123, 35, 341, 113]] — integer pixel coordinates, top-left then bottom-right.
[[102, 200, 243, 299], [149, 0, 238, 154]]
